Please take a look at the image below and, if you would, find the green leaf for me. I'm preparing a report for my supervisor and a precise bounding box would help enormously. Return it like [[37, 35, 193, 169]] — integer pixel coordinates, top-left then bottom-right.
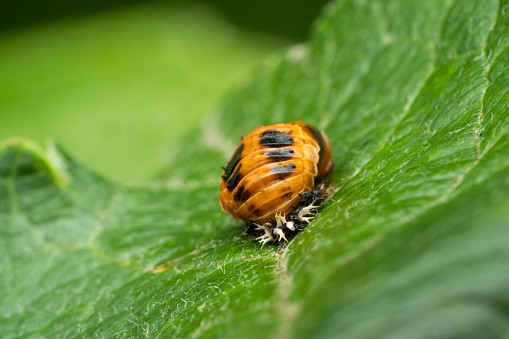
[[2, 0, 509, 338], [0, 3, 288, 183]]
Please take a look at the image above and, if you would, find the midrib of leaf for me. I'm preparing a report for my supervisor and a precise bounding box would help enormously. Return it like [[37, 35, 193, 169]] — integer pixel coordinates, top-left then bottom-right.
[[253, 0, 458, 335]]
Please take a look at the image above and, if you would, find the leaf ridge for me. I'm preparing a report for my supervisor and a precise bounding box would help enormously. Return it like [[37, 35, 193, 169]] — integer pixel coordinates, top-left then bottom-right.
[[5, 145, 22, 216]]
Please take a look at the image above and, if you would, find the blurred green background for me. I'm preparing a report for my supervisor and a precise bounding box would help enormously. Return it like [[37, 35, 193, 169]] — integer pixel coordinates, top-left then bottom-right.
[[0, 0, 329, 183]]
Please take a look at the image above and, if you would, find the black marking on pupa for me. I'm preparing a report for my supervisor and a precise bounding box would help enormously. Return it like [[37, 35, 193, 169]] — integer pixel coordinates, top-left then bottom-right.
[[222, 143, 244, 181], [266, 149, 294, 159], [226, 168, 242, 191], [259, 130, 294, 147], [234, 186, 245, 202], [271, 163, 296, 175]]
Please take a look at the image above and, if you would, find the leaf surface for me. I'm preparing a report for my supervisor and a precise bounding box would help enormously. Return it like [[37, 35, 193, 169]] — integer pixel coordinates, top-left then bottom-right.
[[0, 3, 287, 183], [2, 0, 509, 338]]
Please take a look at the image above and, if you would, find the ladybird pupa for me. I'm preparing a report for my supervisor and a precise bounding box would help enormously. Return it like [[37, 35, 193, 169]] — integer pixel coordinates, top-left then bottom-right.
[[219, 122, 334, 243]]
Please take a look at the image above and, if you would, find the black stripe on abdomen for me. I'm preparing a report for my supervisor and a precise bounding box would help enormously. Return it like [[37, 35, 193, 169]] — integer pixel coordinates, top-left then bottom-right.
[[226, 168, 242, 191], [233, 186, 245, 202], [271, 163, 296, 175], [222, 143, 244, 181], [259, 130, 294, 147], [265, 149, 294, 158]]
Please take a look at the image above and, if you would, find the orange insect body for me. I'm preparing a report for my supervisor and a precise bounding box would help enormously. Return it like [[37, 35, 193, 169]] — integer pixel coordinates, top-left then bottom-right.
[[219, 122, 333, 224]]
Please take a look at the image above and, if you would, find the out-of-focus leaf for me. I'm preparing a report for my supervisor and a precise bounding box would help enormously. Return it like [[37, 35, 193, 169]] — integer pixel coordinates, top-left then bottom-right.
[[0, 3, 289, 183]]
